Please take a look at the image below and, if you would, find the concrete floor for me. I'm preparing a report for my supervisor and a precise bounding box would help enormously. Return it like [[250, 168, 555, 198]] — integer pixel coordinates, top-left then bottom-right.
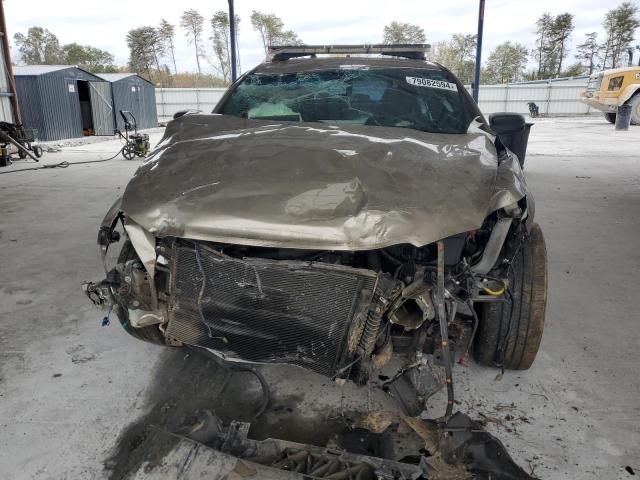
[[0, 118, 638, 479]]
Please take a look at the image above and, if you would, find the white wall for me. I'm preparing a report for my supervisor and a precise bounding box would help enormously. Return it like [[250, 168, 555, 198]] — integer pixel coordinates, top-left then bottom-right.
[[155, 81, 594, 123], [155, 88, 227, 122], [471, 83, 593, 116]]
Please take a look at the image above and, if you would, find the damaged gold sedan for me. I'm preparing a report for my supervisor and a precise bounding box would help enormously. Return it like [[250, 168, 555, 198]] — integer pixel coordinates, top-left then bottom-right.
[[84, 45, 547, 423]]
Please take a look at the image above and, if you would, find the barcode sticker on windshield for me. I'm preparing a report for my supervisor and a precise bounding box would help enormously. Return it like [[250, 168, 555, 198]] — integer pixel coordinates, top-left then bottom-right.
[[406, 76, 458, 92]]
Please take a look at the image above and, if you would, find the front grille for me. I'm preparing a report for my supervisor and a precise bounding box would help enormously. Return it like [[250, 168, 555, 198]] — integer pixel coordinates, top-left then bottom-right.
[[166, 242, 378, 377], [586, 74, 602, 93]]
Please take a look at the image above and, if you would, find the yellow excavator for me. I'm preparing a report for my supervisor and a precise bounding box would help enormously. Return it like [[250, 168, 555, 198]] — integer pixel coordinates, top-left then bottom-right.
[[580, 67, 640, 124]]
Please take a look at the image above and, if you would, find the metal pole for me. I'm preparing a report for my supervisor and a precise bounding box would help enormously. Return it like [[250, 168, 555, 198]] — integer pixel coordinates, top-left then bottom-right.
[[472, 0, 485, 103], [437, 240, 454, 418], [0, 1, 21, 124], [228, 0, 238, 82]]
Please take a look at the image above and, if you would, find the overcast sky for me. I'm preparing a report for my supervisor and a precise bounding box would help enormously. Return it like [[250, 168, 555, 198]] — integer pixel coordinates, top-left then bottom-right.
[[5, 0, 623, 75]]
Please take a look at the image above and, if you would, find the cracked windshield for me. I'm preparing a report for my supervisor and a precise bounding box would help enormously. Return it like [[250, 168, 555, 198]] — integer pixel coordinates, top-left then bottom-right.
[[220, 68, 476, 134]]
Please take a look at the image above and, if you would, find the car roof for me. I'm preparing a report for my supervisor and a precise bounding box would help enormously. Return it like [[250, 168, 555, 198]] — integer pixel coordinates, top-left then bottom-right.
[[252, 56, 446, 75]]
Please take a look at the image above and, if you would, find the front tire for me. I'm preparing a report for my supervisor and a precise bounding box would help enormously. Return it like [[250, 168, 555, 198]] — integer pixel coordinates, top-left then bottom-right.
[[627, 95, 640, 125], [604, 112, 616, 124], [474, 223, 548, 370]]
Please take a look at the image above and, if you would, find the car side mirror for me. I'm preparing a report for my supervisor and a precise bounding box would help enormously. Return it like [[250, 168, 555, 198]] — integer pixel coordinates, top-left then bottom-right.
[[488, 112, 532, 168], [173, 109, 202, 120]]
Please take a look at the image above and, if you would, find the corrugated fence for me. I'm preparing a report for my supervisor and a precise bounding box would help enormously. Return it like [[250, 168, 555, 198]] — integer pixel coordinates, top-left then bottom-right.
[[156, 88, 227, 122], [471, 84, 593, 116], [155, 82, 593, 123]]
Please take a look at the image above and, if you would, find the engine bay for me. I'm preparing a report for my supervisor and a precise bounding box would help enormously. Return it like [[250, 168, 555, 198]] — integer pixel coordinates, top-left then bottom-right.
[[84, 210, 524, 418]]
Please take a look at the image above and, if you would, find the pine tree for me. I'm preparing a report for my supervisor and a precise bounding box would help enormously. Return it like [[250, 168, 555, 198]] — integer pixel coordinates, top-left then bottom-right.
[[601, 2, 640, 69], [575, 32, 602, 74]]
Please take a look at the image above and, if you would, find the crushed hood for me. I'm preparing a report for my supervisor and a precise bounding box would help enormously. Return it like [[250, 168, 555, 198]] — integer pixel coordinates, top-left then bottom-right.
[[121, 114, 527, 250]]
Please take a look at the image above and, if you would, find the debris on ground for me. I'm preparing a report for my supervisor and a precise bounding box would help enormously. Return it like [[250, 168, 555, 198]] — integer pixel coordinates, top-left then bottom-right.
[[102, 349, 539, 479], [146, 410, 536, 480]]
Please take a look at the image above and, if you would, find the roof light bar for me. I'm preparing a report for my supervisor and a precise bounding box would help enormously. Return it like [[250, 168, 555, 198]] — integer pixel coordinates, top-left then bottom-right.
[[268, 44, 431, 62]]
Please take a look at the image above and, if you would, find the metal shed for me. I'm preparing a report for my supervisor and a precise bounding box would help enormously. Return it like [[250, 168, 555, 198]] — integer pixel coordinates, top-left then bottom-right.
[[13, 65, 113, 141], [96, 73, 157, 131]]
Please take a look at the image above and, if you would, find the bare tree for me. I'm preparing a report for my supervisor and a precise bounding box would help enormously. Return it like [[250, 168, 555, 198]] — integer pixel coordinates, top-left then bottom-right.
[[181, 9, 205, 74], [210, 11, 240, 84], [250, 11, 302, 58], [158, 19, 178, 75], [382, 22, 426, 44], [150, 29, 166, 85]]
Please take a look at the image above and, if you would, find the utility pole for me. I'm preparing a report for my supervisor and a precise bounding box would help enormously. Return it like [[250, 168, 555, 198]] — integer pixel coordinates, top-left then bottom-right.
[[472, 0, 485, 103], [228, 0, 238, 82]]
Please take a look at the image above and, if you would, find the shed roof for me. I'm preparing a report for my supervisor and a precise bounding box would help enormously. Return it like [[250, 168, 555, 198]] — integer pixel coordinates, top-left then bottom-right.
[[96, 73, 154, 85], [13, 65, 98, 76]]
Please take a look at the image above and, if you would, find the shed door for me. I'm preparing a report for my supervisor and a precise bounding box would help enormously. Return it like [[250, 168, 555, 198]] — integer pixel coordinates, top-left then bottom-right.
[[88, 81, 114, 135]]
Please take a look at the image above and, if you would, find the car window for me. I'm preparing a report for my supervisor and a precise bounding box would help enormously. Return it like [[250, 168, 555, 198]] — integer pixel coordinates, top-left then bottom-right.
[[218, 68, 479, 134]]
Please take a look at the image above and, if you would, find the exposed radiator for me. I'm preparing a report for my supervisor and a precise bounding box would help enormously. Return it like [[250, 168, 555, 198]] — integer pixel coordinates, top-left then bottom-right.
[[166, 242, 378, 377]]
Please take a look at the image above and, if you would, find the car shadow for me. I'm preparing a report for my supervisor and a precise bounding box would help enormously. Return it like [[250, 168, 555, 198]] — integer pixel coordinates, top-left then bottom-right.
[[103, 347, 398, 479]]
